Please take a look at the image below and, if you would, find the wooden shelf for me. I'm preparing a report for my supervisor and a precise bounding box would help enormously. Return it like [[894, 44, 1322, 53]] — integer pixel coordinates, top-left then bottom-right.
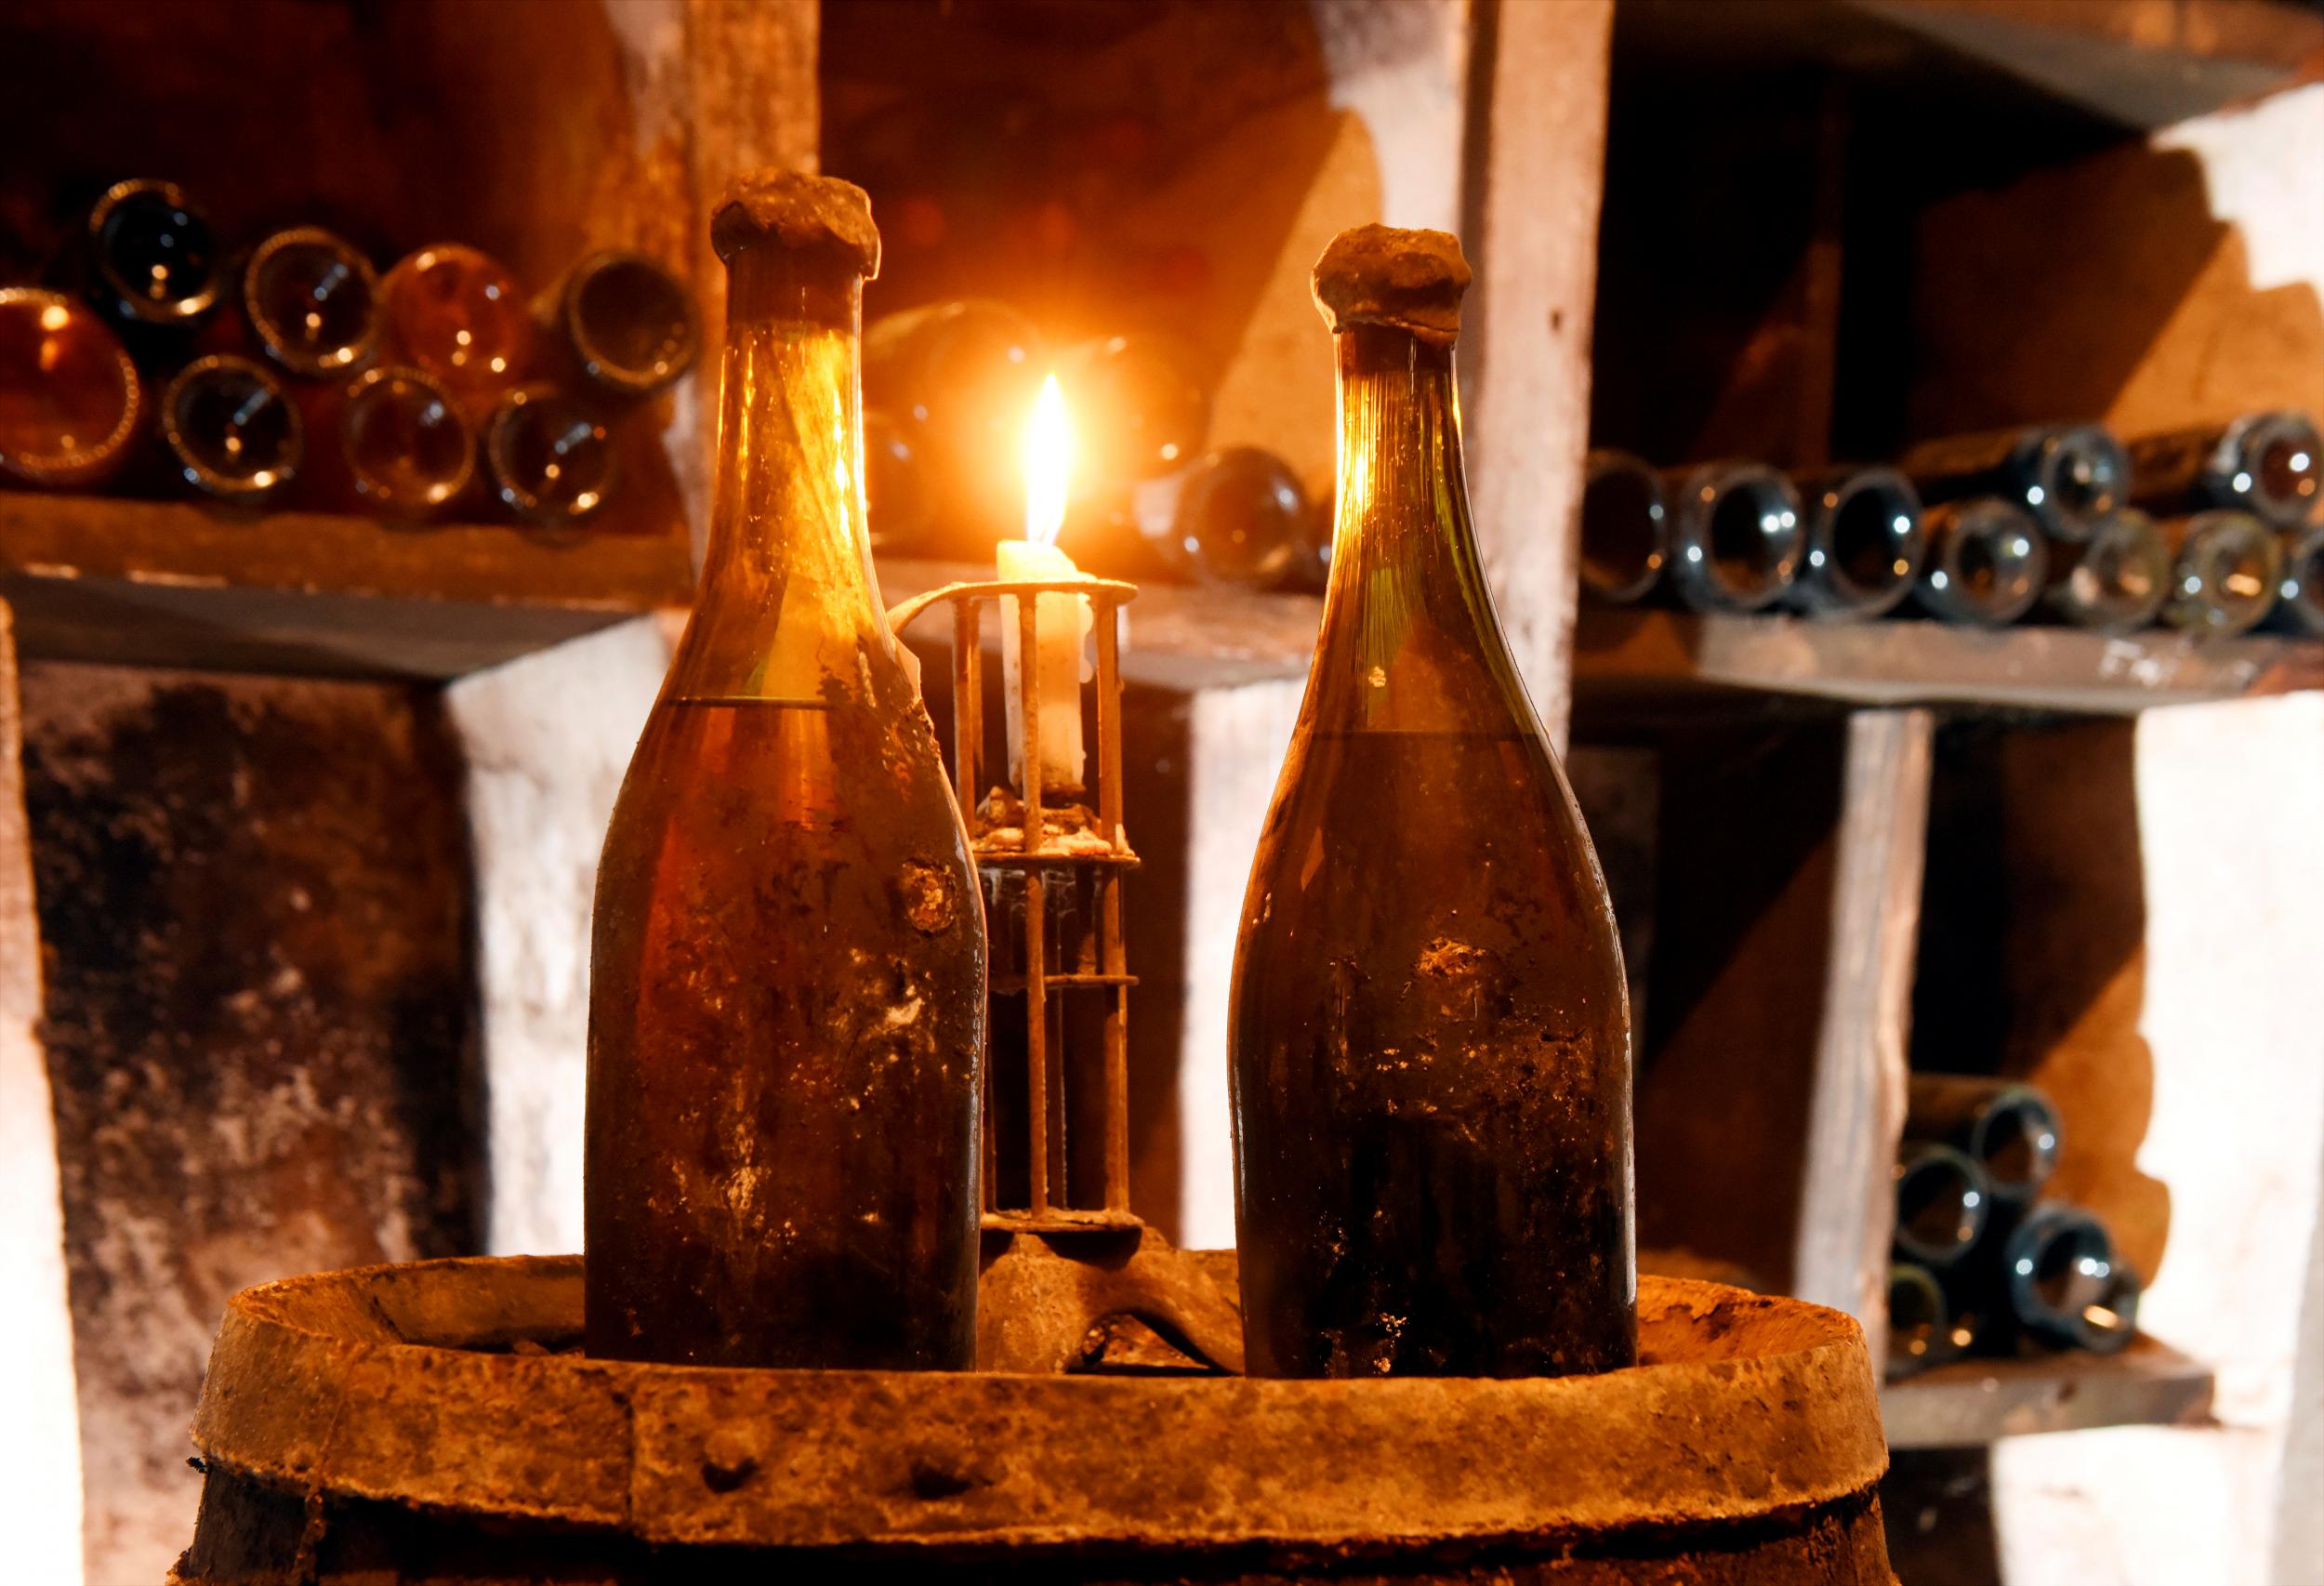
[[1880, 1336, 2214, 1449], [0, 493, 694, 681], [1573, 607, 2324, 720], [1619, 0, 2323, 133]]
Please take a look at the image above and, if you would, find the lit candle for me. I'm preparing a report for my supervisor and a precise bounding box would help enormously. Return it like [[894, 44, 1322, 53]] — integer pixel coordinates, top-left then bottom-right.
[[999, 373, 1091, 797]]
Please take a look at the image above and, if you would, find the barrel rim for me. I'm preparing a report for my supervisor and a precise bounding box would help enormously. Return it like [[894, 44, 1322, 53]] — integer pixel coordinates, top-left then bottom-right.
[[191, 1254, 1888, 1553]]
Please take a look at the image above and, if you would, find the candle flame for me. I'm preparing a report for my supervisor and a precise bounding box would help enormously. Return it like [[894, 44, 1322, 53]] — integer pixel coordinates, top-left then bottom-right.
[[1023, 372, 1073, 548]]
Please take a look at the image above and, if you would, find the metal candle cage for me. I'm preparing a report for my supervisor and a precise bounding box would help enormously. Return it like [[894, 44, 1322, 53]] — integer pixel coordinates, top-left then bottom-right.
[[889, 573, 1141, 1231]]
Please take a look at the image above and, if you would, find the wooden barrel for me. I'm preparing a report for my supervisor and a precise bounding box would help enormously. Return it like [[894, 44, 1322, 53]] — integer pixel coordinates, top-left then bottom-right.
[[175, 1256, 1894, 1583]]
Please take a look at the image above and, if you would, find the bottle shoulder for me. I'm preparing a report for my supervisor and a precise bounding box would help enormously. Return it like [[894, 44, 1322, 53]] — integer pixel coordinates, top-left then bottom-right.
[[1242, 724, 1610, 933]]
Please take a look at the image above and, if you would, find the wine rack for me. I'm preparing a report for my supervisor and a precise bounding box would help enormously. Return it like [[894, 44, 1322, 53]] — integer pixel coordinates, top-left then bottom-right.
[[0, 494, 692, 679]]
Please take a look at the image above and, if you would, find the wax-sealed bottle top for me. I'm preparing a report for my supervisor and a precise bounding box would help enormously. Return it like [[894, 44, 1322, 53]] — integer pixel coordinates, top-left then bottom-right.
[[711, 171, 879, 278], [1311, 224, 1471, 346]]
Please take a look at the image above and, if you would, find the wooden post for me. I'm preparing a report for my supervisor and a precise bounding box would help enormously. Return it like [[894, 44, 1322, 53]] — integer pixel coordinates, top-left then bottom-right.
[[1792, 708, 1933, 1341], [1458, 0, 1614, 750]]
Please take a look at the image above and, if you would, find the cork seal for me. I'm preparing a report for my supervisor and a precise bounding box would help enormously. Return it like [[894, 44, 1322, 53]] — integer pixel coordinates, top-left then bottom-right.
[[711, 169, 881, 280], [1311, 224, 1471, 347]]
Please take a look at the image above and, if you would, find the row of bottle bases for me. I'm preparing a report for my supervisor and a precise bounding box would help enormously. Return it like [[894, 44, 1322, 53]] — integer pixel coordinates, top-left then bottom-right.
[[1885, 1073, 2139, 1381], [1586, 416, 2324, 639], [0, 178, 702, 527], [0, 178, 1325, 591]]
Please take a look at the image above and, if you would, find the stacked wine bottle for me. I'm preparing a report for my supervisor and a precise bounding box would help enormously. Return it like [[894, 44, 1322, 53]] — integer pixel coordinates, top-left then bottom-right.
[[859, 298, 1328, 591], [0, 177, 698, 529], [1586, 413, 2324, 638], [1884, 1074, 2143, 1381]]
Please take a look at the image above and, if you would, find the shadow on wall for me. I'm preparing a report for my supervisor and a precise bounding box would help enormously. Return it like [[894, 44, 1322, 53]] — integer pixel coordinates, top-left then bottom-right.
[[20, 663, 480, 1586], [821, 0, 1388, 503], [1908, 139, 2324, 440], [1913, 720, 2168, 1281]]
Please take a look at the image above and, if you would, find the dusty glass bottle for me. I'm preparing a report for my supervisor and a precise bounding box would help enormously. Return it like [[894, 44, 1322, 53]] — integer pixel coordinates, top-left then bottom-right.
[[586, 172, 985, 1369], [1230, 226, 1635, 1380]]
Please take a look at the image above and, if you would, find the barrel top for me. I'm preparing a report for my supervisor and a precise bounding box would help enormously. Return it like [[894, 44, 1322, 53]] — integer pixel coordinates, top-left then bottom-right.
[[191, 1255, 1886, 1554]]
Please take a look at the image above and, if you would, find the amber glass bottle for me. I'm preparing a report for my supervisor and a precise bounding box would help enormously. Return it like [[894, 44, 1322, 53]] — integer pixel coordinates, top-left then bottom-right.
[[2159, 509, 2281, 636], [0, 286, 143, 489], [1230, 226, 1634, 1380], [243, 227, 381, 379], [862, 298, 1045, 556], [380, 243, 533, 414], [586, 172, 984, 1369], [483, 383, 614, 526], [2047, 509, 2169, 633], [159, 354, 303, 505], [541, 250, 700, 400], [83, 178, 220, 342], [2127, 411, 2320, 529]]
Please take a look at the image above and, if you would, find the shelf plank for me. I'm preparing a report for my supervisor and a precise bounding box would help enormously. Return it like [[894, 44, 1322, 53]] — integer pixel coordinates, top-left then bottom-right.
[[1619, 0, 2322, 133], [1573, 607, 2324, 718], [0, 494, 694, 680], [1880, 1336, 2215, 1448]]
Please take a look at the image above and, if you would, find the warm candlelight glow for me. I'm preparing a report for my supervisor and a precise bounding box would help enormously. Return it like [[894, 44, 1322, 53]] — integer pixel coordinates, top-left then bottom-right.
[[1001, 371, 1090, 797], [1023, 371, 1073, 548]]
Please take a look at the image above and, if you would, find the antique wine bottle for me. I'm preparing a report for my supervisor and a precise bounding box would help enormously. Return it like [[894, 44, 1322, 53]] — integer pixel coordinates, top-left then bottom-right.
[[1905, 1074, 2060, 1208], [2000, 1204, 2135, 1352], [1230, 226, 1634, 1380], [2126, 410, 2320, 529], [2159, 509, 2281, 636], [862, 408, 934, 554], [1579, 449, 1667, 604], [1899, 422, 2125, 543], [380, 243, 534, 414], [587, 172, 984, 1369], [1885, 1263, 1960, 1379], [159, 353, 302, 505], [1913, 498, 2047, 627], [1660, 461, 1803, 612], [0, 285, 143, 489], [2046, 508, 2169, 633], [1166, 445, 1311, 589], [1790, 466, 1923, 618], [338, 364, 476, 518], [242, 227, 382, 379], [1892, 1141, 1990, 1271], [482, 384, 614, 526], [2271, 523, 2324, 635], [1058, 329, 1211, 486], [862, 297, 1046, 557], [540, 249, 700, 400], [80, 178, 221, 345]]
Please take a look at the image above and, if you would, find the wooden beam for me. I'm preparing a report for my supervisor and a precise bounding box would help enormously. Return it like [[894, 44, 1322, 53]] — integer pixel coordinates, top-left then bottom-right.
[[1882, 1337, 2215, 1448], [0, 496, 692, 681], [1793, 708, 1932, 1341], [1459, 0, 1614, 749], [1572, 608, 2324, 719]]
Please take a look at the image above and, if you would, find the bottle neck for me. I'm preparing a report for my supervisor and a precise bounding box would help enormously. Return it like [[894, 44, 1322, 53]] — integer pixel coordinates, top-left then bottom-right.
[[1309, 325, 1537, 736], [668, 252, 894, 705]]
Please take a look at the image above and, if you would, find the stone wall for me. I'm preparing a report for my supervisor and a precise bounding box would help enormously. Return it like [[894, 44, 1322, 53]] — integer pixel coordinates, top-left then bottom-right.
[[20, 664, 481, 1584]]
